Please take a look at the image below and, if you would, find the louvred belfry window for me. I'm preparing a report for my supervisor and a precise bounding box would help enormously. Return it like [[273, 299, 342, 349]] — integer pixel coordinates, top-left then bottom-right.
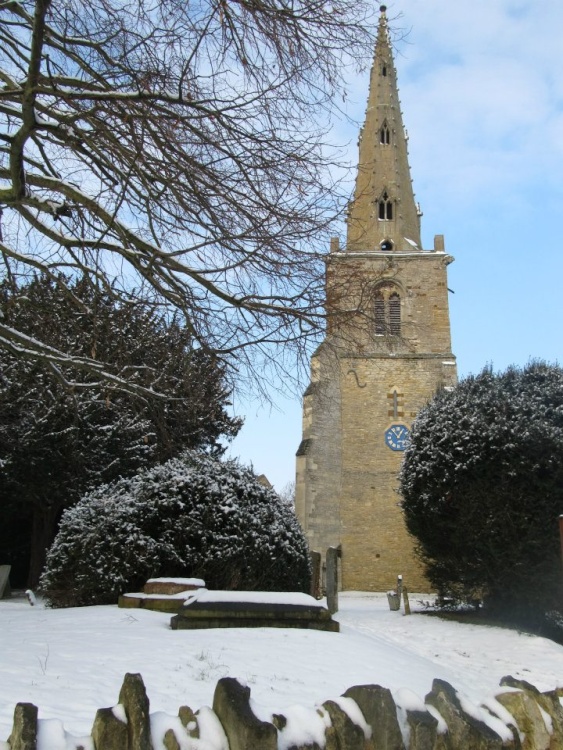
[[389, 293, 401, 335], [374, 292, 386, 335], [374, 284, 401, 336]]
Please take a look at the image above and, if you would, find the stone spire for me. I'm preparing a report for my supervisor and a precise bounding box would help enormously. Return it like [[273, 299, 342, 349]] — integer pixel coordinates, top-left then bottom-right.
[[346, 5, 422, 253]]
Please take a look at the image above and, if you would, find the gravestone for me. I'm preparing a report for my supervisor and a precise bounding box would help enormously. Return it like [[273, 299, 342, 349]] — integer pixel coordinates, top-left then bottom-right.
[[326, 546, 340, 614], [0, 565, 11, 599], [310, 551, 322, 599]]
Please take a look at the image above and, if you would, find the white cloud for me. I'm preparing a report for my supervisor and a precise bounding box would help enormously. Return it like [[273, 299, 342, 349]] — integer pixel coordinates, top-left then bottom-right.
[[379, 0, 563, 210]]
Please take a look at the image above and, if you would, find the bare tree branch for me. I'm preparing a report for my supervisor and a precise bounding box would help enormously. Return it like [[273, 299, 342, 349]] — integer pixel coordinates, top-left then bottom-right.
[[0, 0, 376, 394]]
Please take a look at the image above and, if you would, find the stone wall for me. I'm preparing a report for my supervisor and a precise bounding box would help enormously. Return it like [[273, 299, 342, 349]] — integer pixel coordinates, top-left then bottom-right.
[[6, 672, 563, 749]]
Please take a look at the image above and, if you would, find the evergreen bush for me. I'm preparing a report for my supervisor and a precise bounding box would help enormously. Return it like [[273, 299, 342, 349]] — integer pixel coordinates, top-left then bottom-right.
[[41, 452, 311, 607], [400, 362, 563, 624]]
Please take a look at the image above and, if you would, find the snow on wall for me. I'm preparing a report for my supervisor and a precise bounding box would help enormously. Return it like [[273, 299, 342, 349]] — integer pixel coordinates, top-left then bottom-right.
[[3, 672, 559, 750]]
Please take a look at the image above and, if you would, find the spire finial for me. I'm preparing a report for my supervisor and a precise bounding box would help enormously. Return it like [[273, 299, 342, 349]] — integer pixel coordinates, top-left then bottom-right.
[[380, 4, 387, 13]]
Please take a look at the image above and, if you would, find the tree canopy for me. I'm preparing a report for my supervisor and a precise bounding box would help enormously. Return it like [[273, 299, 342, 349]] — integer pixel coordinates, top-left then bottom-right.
[[0, 0, 376, 393], [0, 275, 241, 586], [400, 362, 563, 623]]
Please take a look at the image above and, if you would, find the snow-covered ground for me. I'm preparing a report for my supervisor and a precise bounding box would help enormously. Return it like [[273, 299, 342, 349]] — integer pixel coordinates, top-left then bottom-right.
[[2, 591, 563, 748]]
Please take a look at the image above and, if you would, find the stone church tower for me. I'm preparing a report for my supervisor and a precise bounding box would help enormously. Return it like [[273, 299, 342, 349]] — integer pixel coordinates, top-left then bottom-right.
[[295, 6, 457, 591]]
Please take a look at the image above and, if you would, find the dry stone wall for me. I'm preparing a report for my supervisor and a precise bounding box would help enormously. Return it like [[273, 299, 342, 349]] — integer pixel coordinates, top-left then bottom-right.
[[6, 673, 563, 749]]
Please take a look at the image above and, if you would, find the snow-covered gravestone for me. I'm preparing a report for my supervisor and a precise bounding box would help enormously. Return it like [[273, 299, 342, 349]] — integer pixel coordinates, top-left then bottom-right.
[[0, 565, 11, 599]]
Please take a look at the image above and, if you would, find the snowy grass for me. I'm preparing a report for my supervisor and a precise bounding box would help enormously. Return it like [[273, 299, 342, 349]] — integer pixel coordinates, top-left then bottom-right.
[[2, 591, 563, 748]]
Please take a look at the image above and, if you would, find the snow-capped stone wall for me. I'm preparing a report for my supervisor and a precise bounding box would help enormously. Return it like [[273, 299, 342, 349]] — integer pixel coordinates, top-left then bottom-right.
[[6, 671, 563, 749]]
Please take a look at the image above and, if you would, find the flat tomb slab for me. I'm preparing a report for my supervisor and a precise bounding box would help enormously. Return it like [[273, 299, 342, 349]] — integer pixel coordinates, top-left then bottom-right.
[[170, 590, 339, 632], [119, 592, 198, 613], [143, 577, 205, 595], [118, 577, 206, 612]]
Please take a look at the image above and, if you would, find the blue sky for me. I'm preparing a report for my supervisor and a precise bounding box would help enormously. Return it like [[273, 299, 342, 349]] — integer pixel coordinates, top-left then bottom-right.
[[228, 0, 563, 491]]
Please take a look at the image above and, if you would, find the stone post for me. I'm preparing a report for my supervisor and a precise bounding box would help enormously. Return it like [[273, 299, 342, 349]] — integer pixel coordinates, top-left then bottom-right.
[[8, 703, 37, 750], [310, 551, 322, 599], [326, 546, 340, 614], [213, 677, 277, 750], [118, 673, 151, 750]]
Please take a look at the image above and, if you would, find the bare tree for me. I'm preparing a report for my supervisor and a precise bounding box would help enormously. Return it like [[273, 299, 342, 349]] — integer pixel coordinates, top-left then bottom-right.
[[277, 480, 295, 507], [0, 0, 375, 393]]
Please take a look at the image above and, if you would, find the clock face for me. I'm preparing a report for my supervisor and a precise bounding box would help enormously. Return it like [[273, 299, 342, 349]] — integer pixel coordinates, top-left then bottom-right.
[[385, 424, 411, 451]]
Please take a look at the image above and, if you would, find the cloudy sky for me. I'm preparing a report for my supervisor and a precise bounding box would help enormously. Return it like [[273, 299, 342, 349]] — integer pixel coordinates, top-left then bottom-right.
[[229, 0, 563, 490]]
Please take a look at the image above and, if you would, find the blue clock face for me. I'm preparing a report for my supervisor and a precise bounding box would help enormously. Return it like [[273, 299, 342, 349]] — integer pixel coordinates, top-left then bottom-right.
[[385, 424, 411, 451]]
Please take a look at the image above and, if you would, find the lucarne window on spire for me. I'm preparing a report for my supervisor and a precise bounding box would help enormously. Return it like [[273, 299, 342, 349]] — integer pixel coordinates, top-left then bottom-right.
[[378, 191, 393, 220], [380, 121, 391, 145]]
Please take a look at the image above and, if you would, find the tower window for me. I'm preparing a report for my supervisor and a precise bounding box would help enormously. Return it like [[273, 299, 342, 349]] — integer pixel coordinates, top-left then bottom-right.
[[374, 283, 401, 337], [380, 122, 391, 145], [378, 191, 393, 221], [389, 293, 401, 335]]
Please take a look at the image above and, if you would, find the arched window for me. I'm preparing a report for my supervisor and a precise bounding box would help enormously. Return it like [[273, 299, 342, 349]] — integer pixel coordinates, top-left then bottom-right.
[[378, 191, 393, 221], [380, 121, 391, 145], [374, 283, 401, 337]]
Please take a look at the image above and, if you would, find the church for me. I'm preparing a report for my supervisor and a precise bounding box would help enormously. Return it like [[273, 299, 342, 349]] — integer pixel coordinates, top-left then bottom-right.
[[295, 6, 457, 592]]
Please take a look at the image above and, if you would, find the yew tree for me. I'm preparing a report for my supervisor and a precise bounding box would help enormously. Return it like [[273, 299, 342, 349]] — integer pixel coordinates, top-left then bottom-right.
[[0, 0, 376, 392], [0, 275, 241, 586], [400, 362, 563, 624]]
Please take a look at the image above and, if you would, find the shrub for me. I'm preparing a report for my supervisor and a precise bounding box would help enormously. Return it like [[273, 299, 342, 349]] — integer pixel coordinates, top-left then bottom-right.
[[41, 451, 311, 607], [400, 362, 563, 624]]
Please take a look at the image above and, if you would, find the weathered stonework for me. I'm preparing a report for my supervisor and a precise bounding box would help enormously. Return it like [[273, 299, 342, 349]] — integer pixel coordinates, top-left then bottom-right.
[[92, 707, 129, 750], [295, 7, 457, 592], [118, 672, 151, 750], [4, 673, 561, 749], [213, 677, 278, 750], [8, 703, 37, 750]]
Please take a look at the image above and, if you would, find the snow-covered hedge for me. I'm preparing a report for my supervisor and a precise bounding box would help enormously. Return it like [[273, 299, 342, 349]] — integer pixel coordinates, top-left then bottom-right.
[[41, 452, 311, 607]]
